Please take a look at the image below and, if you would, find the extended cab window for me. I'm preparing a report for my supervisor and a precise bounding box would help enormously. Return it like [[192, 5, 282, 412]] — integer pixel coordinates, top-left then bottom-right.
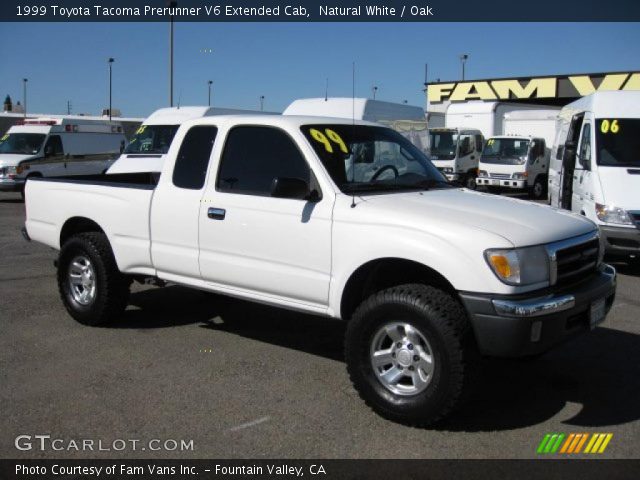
[[44, 135, 63, 156], [217, 126, 311, 196], [172, 126, 218, 190]]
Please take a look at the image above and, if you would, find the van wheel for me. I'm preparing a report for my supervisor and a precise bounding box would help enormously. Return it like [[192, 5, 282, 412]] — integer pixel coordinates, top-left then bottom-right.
[[464, 174, 477, 190], [529, 177, 546, 200], [57, 232, 130, 326], [345, 284, 477, 427]]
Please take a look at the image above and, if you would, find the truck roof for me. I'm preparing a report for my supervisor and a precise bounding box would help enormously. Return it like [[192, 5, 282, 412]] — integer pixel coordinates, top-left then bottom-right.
[[283, 98, 425, 122], [181, 114, 381, 129], [560, 90, 640, 118]]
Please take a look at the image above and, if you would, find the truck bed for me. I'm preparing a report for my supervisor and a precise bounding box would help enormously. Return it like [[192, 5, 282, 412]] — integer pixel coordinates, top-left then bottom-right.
[[25, 173, 158, 276], [28, 171, 160, 189]]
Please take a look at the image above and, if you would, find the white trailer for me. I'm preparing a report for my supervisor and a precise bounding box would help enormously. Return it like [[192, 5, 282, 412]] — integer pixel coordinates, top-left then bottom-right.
[[445, 101, 550, 138]]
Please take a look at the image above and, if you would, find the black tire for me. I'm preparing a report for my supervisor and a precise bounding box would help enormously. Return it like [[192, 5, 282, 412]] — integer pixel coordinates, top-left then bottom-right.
[[345, 284, 478, 427], [528, 176, 547, 200], [57, 232, 130, 326], [463, 174, 477, 190]]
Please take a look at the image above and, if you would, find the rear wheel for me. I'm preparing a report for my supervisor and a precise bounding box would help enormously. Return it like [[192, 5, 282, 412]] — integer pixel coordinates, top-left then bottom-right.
[[57, 232, 130, 326], [464, 174, 477, 190], [529, 176, 546, 200], [345, 284, 477, 427]]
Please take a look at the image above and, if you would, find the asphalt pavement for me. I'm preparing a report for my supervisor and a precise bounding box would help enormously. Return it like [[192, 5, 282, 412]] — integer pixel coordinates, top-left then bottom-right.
[[1, 191, 639, 459]]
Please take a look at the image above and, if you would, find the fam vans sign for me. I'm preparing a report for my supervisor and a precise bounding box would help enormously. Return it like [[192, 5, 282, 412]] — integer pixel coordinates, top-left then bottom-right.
[[428, 71, 640, 103]]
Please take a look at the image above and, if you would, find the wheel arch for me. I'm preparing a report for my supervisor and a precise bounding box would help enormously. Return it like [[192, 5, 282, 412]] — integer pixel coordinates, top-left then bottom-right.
[[339, 257, 458, 321], [60, 217, 106, 247]]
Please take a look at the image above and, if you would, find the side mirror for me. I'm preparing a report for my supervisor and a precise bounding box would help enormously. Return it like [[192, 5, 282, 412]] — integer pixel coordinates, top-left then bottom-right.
[[271, 177, 315, 201]]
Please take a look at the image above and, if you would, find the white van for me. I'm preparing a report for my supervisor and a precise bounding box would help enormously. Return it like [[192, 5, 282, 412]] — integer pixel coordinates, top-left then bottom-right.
[[108, 106, 271, 174], [284, 98, 429, 153], [549, 91, 640, 258], [0, 117, 126, 195], [428, 128, 483, 189]]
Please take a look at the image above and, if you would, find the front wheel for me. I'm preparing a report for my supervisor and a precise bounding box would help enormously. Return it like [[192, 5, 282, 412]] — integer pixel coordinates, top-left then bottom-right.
[[529, 176, 547, 200], [57, 232, 130, 326], [463, 174, 477, 190], [345, 284, 477, 427]]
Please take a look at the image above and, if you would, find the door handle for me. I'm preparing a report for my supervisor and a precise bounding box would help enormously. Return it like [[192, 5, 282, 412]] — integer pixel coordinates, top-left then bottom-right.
[[207, 207, 226, 220]]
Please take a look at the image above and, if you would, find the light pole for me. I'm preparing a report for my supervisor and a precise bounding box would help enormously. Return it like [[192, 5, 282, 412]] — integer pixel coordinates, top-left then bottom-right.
[[260, 95, 265, 111], [108, 58, 114, 121], [208, 80, 213, 106], [22, 78, 27, 118], [372, 85, 378, 100], [168, 0, 177, 106], [459, 54, 469, 80]]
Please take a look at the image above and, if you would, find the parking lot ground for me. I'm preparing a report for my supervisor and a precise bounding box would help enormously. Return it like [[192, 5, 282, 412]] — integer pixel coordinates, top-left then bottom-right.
[[1, 191, 639, 459]]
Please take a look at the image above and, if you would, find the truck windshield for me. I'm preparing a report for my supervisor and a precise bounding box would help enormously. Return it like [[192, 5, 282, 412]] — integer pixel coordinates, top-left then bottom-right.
[[595, 118, 640, 167], [0, 133, 46, 155], [481, 138, 529, 165], [301, 124, 449, 194], [428, 131, 457, 159], [124, 125, 179, 154]]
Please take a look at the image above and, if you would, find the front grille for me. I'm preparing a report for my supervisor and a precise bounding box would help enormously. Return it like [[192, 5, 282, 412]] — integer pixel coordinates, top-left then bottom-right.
[[554, 237, 600, 285], [489, 173, 511, 179]]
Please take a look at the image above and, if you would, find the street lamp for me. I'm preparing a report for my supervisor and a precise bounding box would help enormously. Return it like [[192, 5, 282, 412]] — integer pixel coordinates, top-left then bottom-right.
[[108, 58, 114, 121], [372, 85, 378, 100], [208, 80, 213, 106], [22, 78, 28, 118], [260, 95, 265, 111], [168, 0, 177, 106], [459, 54, 469, 81]]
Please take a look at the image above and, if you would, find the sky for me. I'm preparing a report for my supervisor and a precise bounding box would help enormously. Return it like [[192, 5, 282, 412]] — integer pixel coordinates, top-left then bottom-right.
[[0, 22, 639, 118]]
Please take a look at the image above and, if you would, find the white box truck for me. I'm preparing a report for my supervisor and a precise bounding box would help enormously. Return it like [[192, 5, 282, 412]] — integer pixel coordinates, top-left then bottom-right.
[[548, 91, 640, 259], [428, 127, 484, 189], [476, 109, 559, 199], [0, 117, 126, 197]]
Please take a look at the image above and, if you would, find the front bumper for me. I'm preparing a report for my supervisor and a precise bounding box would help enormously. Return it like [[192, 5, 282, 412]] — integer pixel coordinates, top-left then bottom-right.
[[0, 178, 24, 192], [600, 225, 640, 256], [459, 264, 616, 357], [477, 177, 526, 189]]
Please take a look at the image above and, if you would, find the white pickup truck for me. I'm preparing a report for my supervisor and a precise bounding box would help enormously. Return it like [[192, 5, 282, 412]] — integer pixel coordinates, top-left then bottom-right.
[[24, 115, 617, 427]]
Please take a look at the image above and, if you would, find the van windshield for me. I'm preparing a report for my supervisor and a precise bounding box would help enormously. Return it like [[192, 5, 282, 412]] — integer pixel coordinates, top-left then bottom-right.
[[0, 133, 46, 155], [124, 125, 179, 154], [301, 124, 449, 194], [595, 118, 640, 167], [481, 138, 529, 165], [428, 131, 457, 159]]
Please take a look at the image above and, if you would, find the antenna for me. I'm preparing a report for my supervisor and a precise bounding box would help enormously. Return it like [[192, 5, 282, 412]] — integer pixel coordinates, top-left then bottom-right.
[[324, 78, 329, 101], [177, 90, 182, 108], [351, 62, 356, 208], [424, 63, 428, 87]]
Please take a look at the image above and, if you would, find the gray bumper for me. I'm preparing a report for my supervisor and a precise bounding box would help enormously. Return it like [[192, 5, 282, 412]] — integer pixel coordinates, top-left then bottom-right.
[[600, 225, 640, 256], [0, 178, 24, 192], [459, 265, 616, 357]]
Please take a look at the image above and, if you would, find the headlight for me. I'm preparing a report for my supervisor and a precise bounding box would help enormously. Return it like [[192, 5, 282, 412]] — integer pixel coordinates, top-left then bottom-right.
[[485, 246, 549, 286], [441, 167, 453, 174], [478, 170, 487, 177], [595, 203, 633, 225], [512, 172, 528, 180]]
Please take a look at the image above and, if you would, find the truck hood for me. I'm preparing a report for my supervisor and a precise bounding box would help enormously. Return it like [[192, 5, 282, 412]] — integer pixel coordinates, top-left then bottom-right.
[[0, 154, 34, 167], [356, 188, 596, 247], [597, 166, 640, 210]]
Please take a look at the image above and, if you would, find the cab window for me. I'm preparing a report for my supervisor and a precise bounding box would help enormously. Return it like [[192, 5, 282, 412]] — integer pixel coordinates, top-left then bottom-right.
[[44, 135, 63, 157], [217, 126, 311, 197], [172, 126, 218, 190]]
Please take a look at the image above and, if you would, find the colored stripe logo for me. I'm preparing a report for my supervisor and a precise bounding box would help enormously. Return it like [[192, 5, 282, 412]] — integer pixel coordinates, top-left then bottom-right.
[[537, 433, 613, 454]]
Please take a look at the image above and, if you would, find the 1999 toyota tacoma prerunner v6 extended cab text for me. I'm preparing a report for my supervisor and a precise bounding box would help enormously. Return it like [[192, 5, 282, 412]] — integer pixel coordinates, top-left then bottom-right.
[[23, 115, 617, 426]]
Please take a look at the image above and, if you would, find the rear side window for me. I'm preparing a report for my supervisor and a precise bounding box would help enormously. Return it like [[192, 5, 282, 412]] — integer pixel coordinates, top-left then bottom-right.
[[172, 126, 218, 190], [216, 126, 310, 196]]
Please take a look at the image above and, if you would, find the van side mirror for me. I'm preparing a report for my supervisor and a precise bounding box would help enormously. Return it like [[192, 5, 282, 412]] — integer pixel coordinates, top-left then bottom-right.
[[271, 177, 315, 201]]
